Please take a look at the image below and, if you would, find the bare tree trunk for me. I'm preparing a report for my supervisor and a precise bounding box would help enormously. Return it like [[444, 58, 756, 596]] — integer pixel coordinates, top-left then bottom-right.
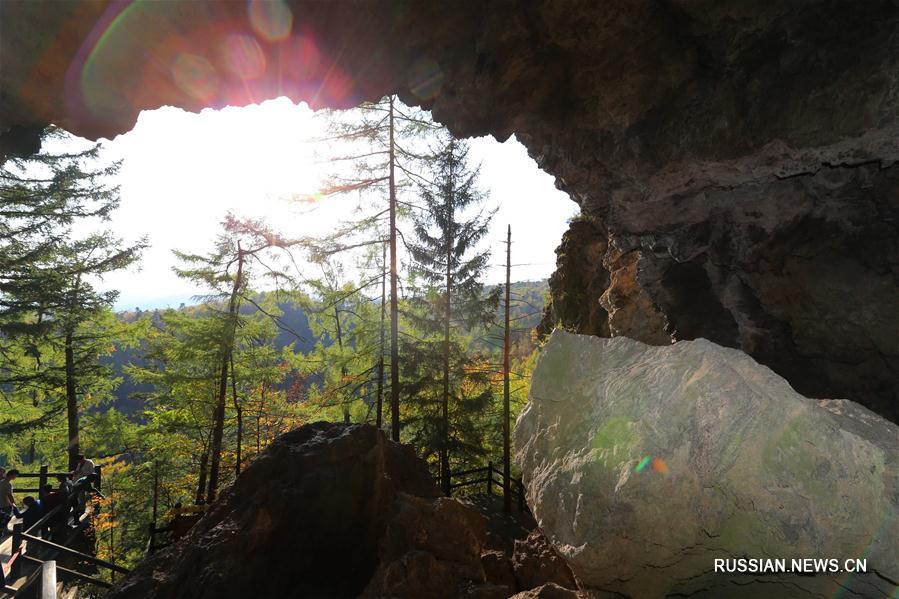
[[503, 225, 512, 514], [231, 354, 242, 477], [376, 241, 387, 429], [207, 242, 243, 503], [65, 328, 79, 470], [208, 353, 230, 502], [335, 306, 350, 423], [441, 280, 451, 495], [108, 481, 116, 582], [64, 280, 82, 471], [388, 95, 401, 443], [257, 383, 265, 455], [195, 450, 208, 505], [440, 186, 454, 497]]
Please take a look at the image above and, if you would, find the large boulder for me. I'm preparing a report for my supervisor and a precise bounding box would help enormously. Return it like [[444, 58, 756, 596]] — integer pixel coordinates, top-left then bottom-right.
[[104, 422, 484, 599], [516, 330, 899, 598], [106, 422, 574, 599], [361, 494, 494, 598]]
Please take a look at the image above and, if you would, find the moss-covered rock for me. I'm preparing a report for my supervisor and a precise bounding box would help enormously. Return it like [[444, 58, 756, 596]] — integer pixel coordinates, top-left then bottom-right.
[[515, 330, 899, 598]]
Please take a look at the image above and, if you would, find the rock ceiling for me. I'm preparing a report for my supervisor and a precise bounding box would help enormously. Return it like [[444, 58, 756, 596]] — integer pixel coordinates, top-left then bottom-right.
[[2, 0, 896, 418]]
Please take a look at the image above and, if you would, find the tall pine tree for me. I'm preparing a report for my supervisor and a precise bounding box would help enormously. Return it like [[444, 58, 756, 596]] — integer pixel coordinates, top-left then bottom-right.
[[405, 133, 498, 494], [0, 128, 145, 467], [312, 96, 438, 439]]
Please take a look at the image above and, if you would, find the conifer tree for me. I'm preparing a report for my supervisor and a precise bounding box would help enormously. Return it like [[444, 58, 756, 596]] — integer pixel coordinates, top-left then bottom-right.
[[172, 215, 298, 502], [0, 128, 145, 467], [56, 234, 145, 467], [299, 255, 384, 424], [313, 96, 438, 439], [130, 290, 297, 505], [405, 133, 499, 494], [0, 127, 120, 329]]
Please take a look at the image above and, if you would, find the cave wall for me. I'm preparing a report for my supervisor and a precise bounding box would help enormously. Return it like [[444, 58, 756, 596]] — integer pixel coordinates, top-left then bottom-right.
[[2, 0, 897, 417]]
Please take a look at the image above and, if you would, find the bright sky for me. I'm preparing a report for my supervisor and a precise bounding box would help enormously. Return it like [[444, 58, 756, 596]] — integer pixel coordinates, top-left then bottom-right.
[[70, 97, 578, 310]]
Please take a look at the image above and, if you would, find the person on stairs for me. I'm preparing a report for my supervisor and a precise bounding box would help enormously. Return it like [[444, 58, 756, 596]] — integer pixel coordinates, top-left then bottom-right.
[[0, 469, 19, 535], [14, 496, 44, 535], [70, 455, 97, 515], [70, 454, 95, 480]]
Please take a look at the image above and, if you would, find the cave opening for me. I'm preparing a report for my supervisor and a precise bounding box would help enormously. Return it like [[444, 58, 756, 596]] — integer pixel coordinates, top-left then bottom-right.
[[3, 0, 896, 419], [2, 1, 899, 596], [49, 96, 579, 311]]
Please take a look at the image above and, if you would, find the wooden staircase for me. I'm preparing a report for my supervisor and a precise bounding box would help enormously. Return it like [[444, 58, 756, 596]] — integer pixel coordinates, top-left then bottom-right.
[[1, 467, 126, 598]]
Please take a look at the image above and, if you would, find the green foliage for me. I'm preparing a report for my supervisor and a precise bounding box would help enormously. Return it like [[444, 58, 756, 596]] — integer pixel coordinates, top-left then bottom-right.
[[0, 127, 145, 466], [0, 116, 551, 573], [402, 133, 500, 484], [297, 259, 384, 423]]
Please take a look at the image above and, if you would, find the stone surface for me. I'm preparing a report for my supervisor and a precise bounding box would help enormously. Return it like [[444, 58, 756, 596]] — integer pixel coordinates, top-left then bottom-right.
[[516, 330, 899, 598], [482, 550, 518, 592], [105, 422, 570, 599], [508, 583, 583, 599], [361, 494, 492, 599], [511, 531, 578, 592], [103, 422, 448, 599], [543, 167, 899, 421], [2, 1, 897, 417]]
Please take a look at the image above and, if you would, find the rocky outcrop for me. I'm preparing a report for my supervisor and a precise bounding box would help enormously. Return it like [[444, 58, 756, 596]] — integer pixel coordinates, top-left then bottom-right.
[[543, 164, 899, 421], [105, 422, 575, 599], [104, 423, 496, 599], [516, 330, 899, 598], [105, 422, 438, 598], [510, 532, 578, 593], [2, 1, 897, 417], [361, 495, 494, 598], [509, 584, 584, 599]]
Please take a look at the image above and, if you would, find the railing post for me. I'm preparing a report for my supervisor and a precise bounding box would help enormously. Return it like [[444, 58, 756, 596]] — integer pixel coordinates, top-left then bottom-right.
[[41, 560, 57, 599], [95, 465, 102, 492], [38, 465, 48, 498], [486, 462, 493, 495], [11, 523, 23, 578]]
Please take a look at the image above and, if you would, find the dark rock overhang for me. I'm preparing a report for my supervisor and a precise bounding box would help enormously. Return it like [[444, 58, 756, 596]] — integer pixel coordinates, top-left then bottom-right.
[[2, 0, 897, 418]]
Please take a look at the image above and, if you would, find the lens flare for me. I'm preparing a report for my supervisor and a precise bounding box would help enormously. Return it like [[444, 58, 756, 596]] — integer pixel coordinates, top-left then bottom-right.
[[280, 35, 321, 80], [634, 455, 669, 475], [248, 0, 293, 42], [63, 0, 356, 120], [828, 503, 896, 598], [223, 34, 266, 80], [171, 53, 219, 102], [651, 457, 668, 474], [408, 57, 444, 101]]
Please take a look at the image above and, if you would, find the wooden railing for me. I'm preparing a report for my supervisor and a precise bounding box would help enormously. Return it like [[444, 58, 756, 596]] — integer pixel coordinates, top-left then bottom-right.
[[12, 465, 102, 495], [1, 465, 121, 598], [445, 461, 528, 513]]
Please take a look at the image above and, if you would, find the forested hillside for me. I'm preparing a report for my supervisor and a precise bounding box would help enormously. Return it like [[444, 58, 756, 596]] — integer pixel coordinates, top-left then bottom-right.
[[104, 282, 547, 416], [103, 298, 316, 415], [1, 110, 557, 576]]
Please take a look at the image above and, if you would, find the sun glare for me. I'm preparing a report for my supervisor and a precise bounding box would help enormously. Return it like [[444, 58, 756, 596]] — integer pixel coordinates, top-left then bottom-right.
[[73, 97, 577, 310]]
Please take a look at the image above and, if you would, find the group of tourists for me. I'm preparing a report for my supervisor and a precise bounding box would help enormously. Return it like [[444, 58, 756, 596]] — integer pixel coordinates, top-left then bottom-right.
[[0, 455, 103, 540]]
